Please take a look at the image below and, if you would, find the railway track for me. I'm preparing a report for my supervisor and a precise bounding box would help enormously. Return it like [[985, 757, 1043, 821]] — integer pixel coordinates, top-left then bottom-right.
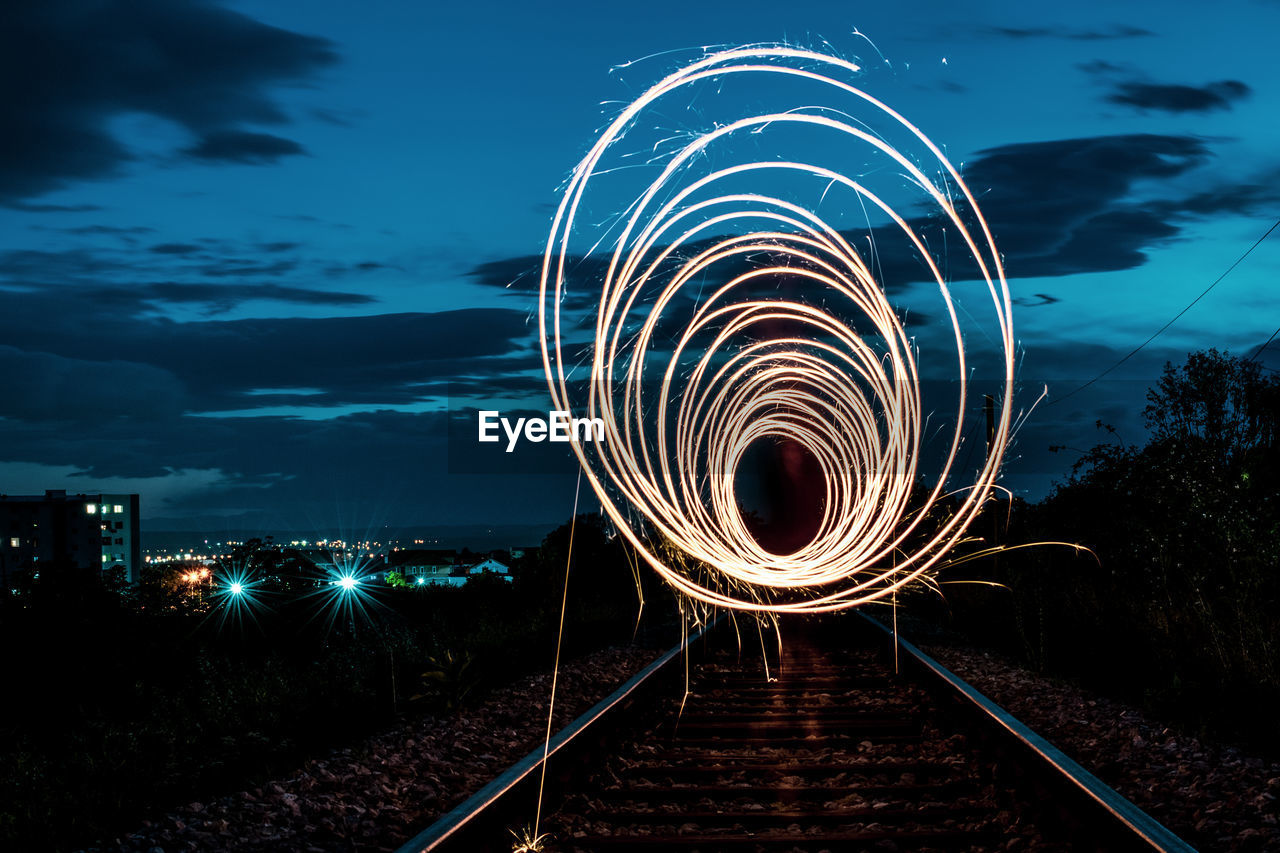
[[397, 615, 1196, 853]]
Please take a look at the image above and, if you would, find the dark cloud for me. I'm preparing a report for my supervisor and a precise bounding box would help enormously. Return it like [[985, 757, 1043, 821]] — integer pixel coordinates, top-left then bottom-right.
[[2, 202, 104, 213], [965, 134, 1208, 205], [182, 130, 307, 164], [0, 346, 186, 422], [938, 134, 1241, 279], [986, 24, 1154, 40], [468, 255, 544, 291], [0, 241, 416, 319], [1014, 294, 1061, 307], [197, 258, 298, 278], [1105, 80, 1251, 113], [119, 282, 376, 313], [0, 237, 538, 413], [1042, 207, 1179, 272], [1155, 175, 1280, 216], [0, 248, 128, 282], [274, 213, 354, 230], [1081, 59, 1254, 113], [0, 273, 560, 521], [0, 0, 336, 201], [57, 224, 156, 237], [470, 134, 1265, 298], [324, 260, 396, 277], [1077, 60, 1128, 75], [0, 282, 534, 412], [310, 107, 363, 128]]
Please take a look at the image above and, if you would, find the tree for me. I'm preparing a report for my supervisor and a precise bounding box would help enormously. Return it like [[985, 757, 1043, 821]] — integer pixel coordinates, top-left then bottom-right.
[[1143, 348, 1279, 466], [1024, 349, 1280, 708], [515, 513, 654, 623]]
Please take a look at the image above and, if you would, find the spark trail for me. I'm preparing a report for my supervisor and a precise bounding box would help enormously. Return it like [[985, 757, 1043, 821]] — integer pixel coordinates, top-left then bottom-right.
[[539, 46, 1016, 613]]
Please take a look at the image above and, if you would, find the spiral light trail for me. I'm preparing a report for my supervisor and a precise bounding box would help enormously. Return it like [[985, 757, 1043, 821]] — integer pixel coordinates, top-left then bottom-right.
[[539, 46, 1015, 612]]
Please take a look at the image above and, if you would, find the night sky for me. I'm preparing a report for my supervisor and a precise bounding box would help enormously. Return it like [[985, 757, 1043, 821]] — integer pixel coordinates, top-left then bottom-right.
[[2, 0, 1277, 532]]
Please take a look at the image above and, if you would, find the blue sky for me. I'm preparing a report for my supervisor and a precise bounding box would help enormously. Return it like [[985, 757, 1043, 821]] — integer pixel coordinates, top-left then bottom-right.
[[1, 0, 1277, 529]]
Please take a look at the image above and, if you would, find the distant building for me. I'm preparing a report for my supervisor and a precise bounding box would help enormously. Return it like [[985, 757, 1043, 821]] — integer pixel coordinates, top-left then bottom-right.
[[388, 548, 458, 581], [417, 575, 468, 588], [467, 557, 510, 576], [0, 490, 141, 584]]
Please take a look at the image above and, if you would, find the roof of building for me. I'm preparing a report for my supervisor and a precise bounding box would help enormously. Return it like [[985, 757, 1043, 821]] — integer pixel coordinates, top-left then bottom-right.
[[388, 548, 458, 567], [467, 558, 510, 574]]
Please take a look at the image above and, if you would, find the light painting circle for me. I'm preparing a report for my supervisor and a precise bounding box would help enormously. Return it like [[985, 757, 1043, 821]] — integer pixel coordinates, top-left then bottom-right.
[[539, 46, 1015, 613]]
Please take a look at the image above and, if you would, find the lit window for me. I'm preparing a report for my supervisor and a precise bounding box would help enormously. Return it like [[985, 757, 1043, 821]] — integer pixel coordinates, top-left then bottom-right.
[[86, 504, 97, 514], [101, 554, 108, 562], [8, 537, 17, 548], [113, 505, 124, 513]]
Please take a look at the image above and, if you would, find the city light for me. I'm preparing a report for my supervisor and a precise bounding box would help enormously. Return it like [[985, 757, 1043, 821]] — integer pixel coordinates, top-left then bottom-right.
[[301, 535, 393, 633], [206, 555, 270, 634]]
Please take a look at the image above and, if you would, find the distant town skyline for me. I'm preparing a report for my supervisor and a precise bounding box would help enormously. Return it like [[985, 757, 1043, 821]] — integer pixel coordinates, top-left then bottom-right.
[[1, 0, 1277, 529]]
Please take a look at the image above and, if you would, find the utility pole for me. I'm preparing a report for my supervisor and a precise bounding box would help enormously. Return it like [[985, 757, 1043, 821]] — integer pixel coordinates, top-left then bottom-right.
[[984, 394, 999, 574]]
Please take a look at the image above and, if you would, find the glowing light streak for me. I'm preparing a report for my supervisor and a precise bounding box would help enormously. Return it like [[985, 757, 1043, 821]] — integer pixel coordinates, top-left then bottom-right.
[[539, 46, 1016, 612]]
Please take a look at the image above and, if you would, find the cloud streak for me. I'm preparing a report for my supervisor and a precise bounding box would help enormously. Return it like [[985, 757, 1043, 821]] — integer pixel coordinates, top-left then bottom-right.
[[469, 134, 1279, 299], [986, 24, 1154, 40], [0, 0, 336, 201], [1106, 80, 1251, 113], [183, 131, 308, 164]]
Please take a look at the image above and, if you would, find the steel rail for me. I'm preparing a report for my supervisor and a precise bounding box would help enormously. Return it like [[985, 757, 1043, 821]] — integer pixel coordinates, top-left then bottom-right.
[[860, 612, 1198, 852], [394, 621, 714, 853], [397, 612, 1198, 852]]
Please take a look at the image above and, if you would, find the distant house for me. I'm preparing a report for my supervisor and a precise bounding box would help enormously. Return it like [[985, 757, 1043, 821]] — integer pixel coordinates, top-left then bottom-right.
[[387, 548, 458, 582], [467, 557, 511, 578], [417, 575, 468, 588], [387, 552, 512, 587]]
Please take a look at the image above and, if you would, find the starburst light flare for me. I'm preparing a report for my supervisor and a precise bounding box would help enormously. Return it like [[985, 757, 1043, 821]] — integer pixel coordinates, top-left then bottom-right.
[[540, 45, 1015, 612]]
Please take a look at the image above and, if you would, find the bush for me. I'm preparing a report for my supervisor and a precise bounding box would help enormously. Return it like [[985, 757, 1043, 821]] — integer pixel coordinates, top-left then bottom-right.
[[932, 349, 1280, 751], [0, 517, 667, 850]]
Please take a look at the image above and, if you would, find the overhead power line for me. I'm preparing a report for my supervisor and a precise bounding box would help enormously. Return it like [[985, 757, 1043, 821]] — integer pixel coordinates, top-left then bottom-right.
[[1247, 324, 1280, 363], [1052, 217, 1280, 405]]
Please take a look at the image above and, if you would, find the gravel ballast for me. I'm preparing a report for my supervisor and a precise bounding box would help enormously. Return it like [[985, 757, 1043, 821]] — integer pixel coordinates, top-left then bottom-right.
[[89, 645, 661, 853], [87, 636, 1278, 851], [926, 644, 1280, 852]]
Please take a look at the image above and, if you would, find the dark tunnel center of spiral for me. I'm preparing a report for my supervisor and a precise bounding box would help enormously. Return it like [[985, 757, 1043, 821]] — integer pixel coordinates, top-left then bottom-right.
[[734, 436, 826, 556]]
